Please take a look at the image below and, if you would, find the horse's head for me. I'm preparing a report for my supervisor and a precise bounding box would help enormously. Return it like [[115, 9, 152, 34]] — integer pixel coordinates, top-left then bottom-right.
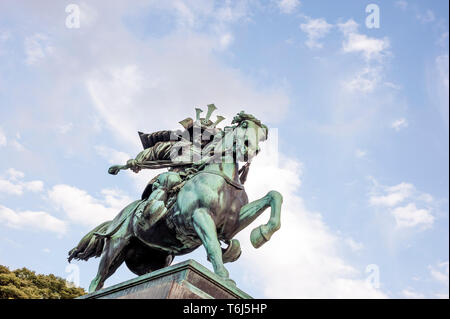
[[195, 109, 268, 165], [231, 111, 268, 163]]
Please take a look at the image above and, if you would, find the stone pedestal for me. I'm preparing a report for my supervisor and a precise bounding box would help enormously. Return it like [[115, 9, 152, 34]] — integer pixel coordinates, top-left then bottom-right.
[[78, 259, 251, 299]]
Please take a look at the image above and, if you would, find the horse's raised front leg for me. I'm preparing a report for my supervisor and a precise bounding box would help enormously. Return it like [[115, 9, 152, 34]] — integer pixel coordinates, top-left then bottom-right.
[[234, 190, 283, 248], [192, 208, 233, 283]]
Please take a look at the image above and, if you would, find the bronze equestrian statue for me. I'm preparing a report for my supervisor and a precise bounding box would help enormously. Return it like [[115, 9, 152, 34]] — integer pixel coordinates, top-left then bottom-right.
[[68, 105, 283, 292]]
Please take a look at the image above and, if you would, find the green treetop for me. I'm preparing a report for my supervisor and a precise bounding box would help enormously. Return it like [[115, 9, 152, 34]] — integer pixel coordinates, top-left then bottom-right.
[[0, 265, 86, 299]]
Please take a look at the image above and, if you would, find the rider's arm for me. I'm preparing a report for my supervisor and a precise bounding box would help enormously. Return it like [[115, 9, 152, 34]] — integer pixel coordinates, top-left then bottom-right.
[[108, 148, 152, 175], [125, 148, 153, 173]]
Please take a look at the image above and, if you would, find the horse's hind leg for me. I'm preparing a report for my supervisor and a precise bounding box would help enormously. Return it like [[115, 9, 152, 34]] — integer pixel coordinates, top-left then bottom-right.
[[232, 190, 283, 248], [89, 236, 129, 292], [192, 208, 231, 282]]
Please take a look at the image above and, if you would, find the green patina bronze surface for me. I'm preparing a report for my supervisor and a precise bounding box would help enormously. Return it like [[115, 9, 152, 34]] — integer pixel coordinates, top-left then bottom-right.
[[68, 105, 283, 293]]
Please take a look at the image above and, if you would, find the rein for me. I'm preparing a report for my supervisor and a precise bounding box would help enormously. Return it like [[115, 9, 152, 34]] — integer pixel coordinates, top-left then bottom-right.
[[192, 169, 245, 190]]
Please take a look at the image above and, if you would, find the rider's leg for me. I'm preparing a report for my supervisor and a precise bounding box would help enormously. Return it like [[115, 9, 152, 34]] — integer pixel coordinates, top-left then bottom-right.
[[232, 190, 283, 248], [192, 208, 229, 280]]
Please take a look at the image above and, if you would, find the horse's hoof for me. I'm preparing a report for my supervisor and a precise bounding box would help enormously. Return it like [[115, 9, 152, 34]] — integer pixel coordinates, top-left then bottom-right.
[[88, 276, 104, 293], [250, 225, 271, 248], [224, 278, 236, 286], [222, 239, 242, 263], [88, 282, 99, 293]]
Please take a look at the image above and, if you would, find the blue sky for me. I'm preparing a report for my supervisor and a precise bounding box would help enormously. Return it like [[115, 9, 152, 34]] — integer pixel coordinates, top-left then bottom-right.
[[0, 0, 448, 298]]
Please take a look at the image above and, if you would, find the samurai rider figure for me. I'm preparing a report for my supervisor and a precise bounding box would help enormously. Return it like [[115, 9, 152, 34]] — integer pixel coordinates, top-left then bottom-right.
[[105, 104, 250, 261]]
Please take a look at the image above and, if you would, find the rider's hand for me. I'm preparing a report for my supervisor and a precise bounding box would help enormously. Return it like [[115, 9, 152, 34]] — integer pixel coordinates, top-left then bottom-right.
[[127, 159, 141, 173], [131, 166, 141, 173]]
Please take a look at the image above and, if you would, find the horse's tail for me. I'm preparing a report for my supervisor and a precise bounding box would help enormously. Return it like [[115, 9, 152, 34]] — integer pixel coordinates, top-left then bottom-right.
[[68, 221, 112, 262]]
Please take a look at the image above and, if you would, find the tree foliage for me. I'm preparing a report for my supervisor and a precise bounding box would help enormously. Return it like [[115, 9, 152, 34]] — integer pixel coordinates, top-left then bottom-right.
[[0, 265, 86, 299]]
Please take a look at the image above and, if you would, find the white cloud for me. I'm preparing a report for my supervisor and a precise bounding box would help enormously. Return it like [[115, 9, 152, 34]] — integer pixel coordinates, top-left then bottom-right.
[[6, 168, 24, 180], [148, 0, 251, 54], [429, 261, 449, 286], [86, 64, 146, 144], [0, 204, 67, 235], [0, 30, 10, 42], [0, 179, 23, 195], [369, 180, 435, 230], [343, 66, 382, 93], [418, 193, 433, 203], [215, 1, 248, 23], [337, 19, 359, 35], [428, 261, 449, 298], [338, 19, 390, 93], [401, 288, 425, 299], [370, 182, 414, 207], [278, 0, 300, 14], [24, 33, 54, 65], [391, 203, 434, 229], [85, 38, 289, 147], [300, 17, 333, 49], [391, 118, 408, 131], [345, 237, 364, 252], [2, 1, 288, 153], [57, 122, 73, 134], [436, 54, 449, 100], [54, 2, 286, 200], [78, 2, 99, 28], [395, 1, 408, 11], [48, 184, 132, 227], [172, 0, 196, 28], [285, 38, 294, 45], [137, 0, 250, 30], [416, 9, 435, 24], [0, 30, 10, 56], [341, 32, 390, 62], [384, 82, 402, 90], [23, 180, 44, 192], [0, 169, 44, 195], [427, 53, 449, 126], [437, 32, 449, 48], [95, 145, 131, 165], [355, 149, 367, 158], [10, 139, 26, 152], [219, 32, 234, 49]]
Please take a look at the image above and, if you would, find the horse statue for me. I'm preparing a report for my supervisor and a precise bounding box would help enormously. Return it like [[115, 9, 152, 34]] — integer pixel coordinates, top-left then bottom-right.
[[68, 106, 283, 293]]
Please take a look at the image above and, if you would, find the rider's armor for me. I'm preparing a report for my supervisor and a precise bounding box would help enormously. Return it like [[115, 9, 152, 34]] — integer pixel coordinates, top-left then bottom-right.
[[135, 172, 182, 231]]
